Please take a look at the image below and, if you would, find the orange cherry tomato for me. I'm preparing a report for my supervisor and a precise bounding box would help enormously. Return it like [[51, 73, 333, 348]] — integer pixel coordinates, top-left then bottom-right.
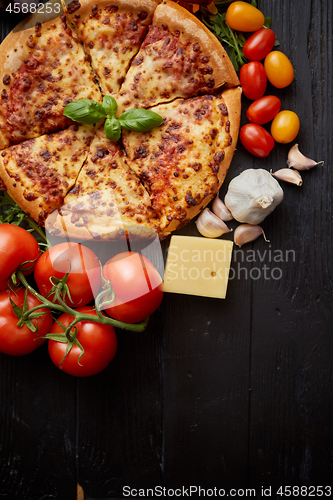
[[271, 111, 300, 143], [264, 51, 294, 88], [225, 1, 265, 32]]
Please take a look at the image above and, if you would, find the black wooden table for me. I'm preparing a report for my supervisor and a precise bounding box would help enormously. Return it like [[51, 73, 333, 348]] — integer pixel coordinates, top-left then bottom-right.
[[0, 1, 332, 499]]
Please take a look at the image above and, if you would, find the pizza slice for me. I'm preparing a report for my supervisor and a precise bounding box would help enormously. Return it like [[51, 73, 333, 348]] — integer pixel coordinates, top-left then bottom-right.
[[63, 0, 160, 96], [0, 125, 96, 225], [122, 87, 241, 234], [117, 0, 239, 112], [0, 15, 102, 149], [47, 126, 161, 241]]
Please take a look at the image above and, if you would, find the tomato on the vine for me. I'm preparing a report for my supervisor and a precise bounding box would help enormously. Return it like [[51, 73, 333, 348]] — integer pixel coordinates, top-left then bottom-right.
[[271, 110, 300, 143], [243, 28, 276, 61], [48, 306, 117, 377], [0, 288, 53, 356], [239, 61, 267, 100], [102, 252, 163, 324], [0, 224, 39, 291], [246, 96, 281, 125], [240, 123, 275, 158], [225, 1, 265, 32], [264, 51, 294, 88], [34, 242, 101, 307]]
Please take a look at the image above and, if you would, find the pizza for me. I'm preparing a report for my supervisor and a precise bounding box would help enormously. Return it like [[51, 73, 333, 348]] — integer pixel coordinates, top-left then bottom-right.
[[0, 0, 241, 241]]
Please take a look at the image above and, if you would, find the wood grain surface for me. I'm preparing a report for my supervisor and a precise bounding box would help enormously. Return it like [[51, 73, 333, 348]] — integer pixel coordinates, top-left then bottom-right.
[[0, 0, 332, 498]]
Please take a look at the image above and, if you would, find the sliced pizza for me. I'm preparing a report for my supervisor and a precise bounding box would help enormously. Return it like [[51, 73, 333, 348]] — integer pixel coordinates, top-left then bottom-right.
[[0, 125, 96, 224], [47, 126, 161, 241], [123, 87, 241, 234], [63, 0, 160, 96], [0, 15, 102, 149], [117, 0, 239, 112]]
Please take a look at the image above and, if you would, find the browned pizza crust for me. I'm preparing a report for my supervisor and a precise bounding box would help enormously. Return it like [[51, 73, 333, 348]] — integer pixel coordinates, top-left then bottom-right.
[[0, 15, 101, 149], [0, 125, 95, 224]]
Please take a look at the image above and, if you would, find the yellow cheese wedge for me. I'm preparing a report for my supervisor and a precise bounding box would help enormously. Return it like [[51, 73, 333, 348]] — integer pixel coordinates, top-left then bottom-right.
[[163, 235, 233, 299]]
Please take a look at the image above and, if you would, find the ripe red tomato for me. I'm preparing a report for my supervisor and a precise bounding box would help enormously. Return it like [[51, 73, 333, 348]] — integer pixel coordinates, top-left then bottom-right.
[[102, 252, 163, 324], [34, 242, 101, 307], [239, 61, 267, 100], [0, 288, 53, 356], [246, 95, 281, 125], [243, 28, 276, 61], [48, 306, 117, 377], [225, 1, 265, 32], [264, 51, 294, 88], [240, 123, 275, 158], [0, 224, 39, 291]]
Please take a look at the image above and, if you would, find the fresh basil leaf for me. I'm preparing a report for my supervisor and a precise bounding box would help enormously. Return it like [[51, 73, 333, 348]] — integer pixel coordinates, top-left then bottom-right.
[[119, 109, 164, 132], [63, 99, 106, 124], [104, 116, 121, 142], [103, 95, 118, 117]]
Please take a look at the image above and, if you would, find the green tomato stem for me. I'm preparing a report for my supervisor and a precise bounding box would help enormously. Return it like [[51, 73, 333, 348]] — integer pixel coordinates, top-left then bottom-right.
[[16, 271, 149, 333]]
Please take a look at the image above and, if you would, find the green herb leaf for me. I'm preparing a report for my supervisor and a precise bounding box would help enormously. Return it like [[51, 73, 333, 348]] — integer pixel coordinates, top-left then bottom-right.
[[119, 108, 164, 132], [104, 116, 122, 142], [63, 99, 106, 124], [102, 95, 118, 117], [264, 17, 271, 28]]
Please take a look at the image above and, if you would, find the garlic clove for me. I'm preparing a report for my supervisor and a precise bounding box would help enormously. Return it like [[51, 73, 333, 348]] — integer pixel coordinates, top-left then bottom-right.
[[271, 168, 303, 186], [234, 224, 269, 247], [196, 208, 232, 238], [212, 195, 233, 221], [287, 144, 324, 171]]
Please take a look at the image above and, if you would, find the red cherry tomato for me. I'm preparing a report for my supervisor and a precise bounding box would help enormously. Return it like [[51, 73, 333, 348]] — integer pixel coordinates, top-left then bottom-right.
[[102, 252, 163, 324], [225, 1, 265, 32], [0, 288, 53, 356], [240, 123, 275, 158], [246, 95, 281, 125], [0, 224, 40, 291], [239, 61, 267, 100], [48, 306, 117, 377], [243, 28, 276, 61], [34, 242, 101, 307]]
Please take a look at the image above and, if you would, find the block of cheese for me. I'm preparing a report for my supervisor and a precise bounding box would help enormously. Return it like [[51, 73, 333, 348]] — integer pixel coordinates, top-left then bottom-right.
[[163, 235, 233, 299]]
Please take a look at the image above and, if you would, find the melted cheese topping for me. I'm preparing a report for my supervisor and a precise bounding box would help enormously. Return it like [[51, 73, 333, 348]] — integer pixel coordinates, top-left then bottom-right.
[[117, 25, 217, 112], [0, 16, 101, 148], [123, 93, 232, 232]]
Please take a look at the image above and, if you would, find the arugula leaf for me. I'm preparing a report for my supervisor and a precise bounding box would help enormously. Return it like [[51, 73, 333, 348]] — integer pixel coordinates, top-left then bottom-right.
[[104, 116, 122, 142], [103, 95, 118, 117], [63, 99, 106, 124], [119, 109, 164, 132]]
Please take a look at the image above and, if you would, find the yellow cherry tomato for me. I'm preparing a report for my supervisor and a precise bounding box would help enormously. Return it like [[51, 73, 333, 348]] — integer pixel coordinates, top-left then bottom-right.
[[264, 51, 294, 88], [225, 1, 265, 32], [271, 111, 300, 143]]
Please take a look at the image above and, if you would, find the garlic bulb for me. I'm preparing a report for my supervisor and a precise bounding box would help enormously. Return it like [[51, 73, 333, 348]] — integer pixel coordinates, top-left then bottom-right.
[[234, 224, 269, 247], [271, 168, 303, 186], [224, 169, 284, 225], [196, 208, 231, 238], [287, 144, 324, 170], [212, 195, 233, 221]]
